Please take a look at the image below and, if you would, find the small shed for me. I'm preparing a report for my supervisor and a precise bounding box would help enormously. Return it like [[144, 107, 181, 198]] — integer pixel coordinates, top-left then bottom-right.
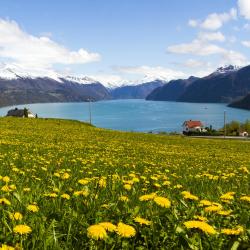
[[240, 131, 249, 137]]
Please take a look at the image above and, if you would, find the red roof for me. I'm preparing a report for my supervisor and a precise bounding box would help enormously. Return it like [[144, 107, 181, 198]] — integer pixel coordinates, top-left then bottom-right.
[[183, 120, 203, 128]]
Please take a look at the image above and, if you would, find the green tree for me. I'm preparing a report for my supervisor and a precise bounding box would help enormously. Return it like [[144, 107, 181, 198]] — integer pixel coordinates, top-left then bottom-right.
[[23, 108, 28, 118]]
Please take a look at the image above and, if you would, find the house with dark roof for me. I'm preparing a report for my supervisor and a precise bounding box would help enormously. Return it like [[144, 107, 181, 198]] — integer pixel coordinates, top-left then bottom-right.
[[6, 108, 35, 118], [182, 120, 205, 133]]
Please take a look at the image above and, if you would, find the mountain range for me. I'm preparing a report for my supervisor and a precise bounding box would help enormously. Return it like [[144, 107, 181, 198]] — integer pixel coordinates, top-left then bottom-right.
[[0, 63, 163, 107], [1, 63, 250, 110], [110, 80, 164, 99], [146, 65, 250, 108]]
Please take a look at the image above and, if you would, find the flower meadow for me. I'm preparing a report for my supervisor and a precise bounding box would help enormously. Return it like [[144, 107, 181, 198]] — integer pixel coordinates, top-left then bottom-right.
[[0, 118, 249, 249]]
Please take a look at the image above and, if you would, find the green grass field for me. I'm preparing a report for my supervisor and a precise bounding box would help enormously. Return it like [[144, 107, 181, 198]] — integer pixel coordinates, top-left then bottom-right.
[[0, 118, 249, 249]]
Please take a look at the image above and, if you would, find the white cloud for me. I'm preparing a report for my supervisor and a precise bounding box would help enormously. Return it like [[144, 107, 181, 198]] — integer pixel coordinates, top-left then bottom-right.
[[189, 8, 237, 30], [243, 23, 250, 30], [198, 31, 225, 42], [241, 40, 250, 47], [221, 50, 248, 66], [167, 37, 248, 67], [188, 19, 198, 27], [167, 39, 225, 56], [238, 0, 250, 19], [183, 59, 211, 68], [115, 65, 186, 81], [0, 19, 101, 70]]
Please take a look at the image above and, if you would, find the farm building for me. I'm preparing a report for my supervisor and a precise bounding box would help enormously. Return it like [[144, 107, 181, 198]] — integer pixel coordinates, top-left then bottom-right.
[[6, 108, 36, 118]]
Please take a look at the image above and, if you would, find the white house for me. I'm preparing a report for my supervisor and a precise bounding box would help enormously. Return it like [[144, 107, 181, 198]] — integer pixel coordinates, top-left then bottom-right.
[[240, 131, 249, 137], [6, 108, 36, 118], [182, 120, 205, 133]]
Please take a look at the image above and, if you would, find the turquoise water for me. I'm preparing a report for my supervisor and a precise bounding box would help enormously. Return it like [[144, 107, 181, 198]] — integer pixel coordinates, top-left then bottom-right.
[[0, 100, 250, 132]]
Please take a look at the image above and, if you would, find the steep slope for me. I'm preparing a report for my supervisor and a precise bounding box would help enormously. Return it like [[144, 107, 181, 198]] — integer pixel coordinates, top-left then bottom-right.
[[0, 77, 111, 107], [111, 80, 165, 99], [146, 76, 198, 101], [228, 93, 250, 110], [178, 65, 250, 103]]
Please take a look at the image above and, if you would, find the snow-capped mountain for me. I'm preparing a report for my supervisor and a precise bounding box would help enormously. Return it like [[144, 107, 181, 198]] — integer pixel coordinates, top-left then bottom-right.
[[213, 65, 240, 75], [63, 75, 99, 85], [0, 63, 112, 107], [0, 63, 63, 82], [148, 64, 250, 103], [0, 63, 168, 90], [131, 75, 169, 85]]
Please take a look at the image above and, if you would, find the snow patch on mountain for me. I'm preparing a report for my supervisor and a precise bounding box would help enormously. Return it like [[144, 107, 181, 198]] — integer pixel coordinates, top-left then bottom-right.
[[0, 63, 63, 82], [215, 65, 240, 74], [63, 76, 99, 84]]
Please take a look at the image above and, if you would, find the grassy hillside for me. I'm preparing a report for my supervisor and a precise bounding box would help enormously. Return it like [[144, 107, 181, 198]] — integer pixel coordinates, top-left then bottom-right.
[[0, 118, 249, 249]]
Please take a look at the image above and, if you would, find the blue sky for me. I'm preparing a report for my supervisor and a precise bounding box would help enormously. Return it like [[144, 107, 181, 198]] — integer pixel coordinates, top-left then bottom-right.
[[0, 0, 250, 85]]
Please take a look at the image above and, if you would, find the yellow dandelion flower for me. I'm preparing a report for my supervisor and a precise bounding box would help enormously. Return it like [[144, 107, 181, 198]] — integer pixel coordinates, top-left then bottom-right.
[[23, 187, 31, 192], [27, 204, 39, 212], [119, 195, 129, 202], [0, 244, 15, 250], [73, 190, 83, 196], [54, 173, 60, 177], [240, 195, 250, 203], [153, 183, 161, 188], [199, 200, 213, 207], [193, 215, 208, 222], [240, 166, 249, 174], [132, 177, 140, 183], [124, 184, 132, 190], [204, 204, 222, 213], [163, 180, 171, 186], [221, 226, 244, 235], [221, 199, 231, 204], [9, 185, 16, 190], [0, 198, 11, 205], [2, 176, 10, 183], [45, 193, 58, 198], [217, 210, 232, 216], [61, 194, 70, 200], [1, 185, 10, 192], [134, 217, 152, 226], [78, 179, 89, 185], [154, 196, 171, 208], [139, 193, 156, 201], [151, 176, 158, 181], [87, 224, 107, 240], [184, 220, 216, 234], [99, 222, 117, 232], [116, 222, 136, 238], [61, 173, 70, 179], [181, 191, 199, 201], [13, 224, 32, 235], [9, 212, 23, 221], [220, 192, 235, 200], [99, 178, 107, 188]]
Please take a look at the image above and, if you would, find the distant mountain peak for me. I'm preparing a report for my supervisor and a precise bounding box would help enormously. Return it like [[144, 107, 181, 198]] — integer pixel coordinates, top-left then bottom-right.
[[215, 65, 240, 74], [0, 63, 64, 82], [63, 75, 99, 85]]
